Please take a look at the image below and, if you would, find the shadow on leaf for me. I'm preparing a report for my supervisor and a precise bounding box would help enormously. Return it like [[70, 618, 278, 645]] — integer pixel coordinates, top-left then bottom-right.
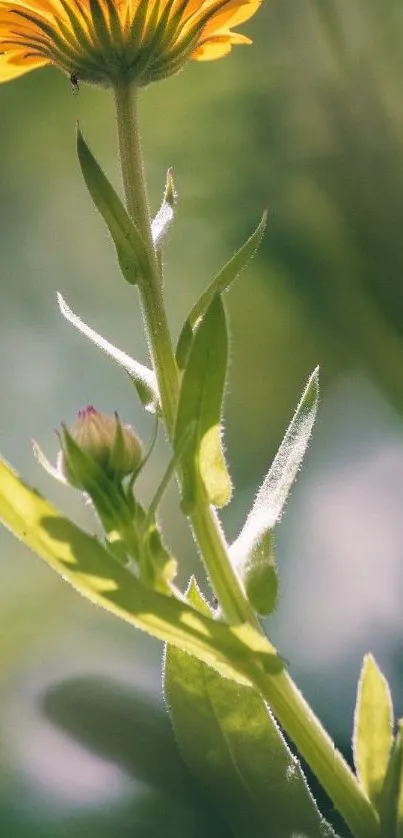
[[41, 675, 231, 837]]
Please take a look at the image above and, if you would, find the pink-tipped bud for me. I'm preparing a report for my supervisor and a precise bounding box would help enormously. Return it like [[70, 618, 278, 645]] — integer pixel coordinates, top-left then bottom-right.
[[59, 406, 143, 487]]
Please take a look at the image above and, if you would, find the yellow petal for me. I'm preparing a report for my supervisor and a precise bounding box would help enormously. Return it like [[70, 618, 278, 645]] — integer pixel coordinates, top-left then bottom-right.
[[0, 49, 48, 80], [192, 28, 251, 59], [210, 0, 260, 29], [11, 0, 59, 17], [182, 0, 257, 44], [191, 34, 232, 60]]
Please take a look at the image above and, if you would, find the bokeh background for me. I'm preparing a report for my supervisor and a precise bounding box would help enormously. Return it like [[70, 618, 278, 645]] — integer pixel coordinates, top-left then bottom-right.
[[1, 0, 403, 833]]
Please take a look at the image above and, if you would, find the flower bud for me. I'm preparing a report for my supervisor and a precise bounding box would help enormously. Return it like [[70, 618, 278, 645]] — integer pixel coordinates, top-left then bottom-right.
[[59, 406, 143, 488]]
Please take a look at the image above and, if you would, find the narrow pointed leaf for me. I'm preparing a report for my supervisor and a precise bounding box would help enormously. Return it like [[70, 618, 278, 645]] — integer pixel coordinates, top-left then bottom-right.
[[151, 168, 175, 249], [353, 654, 394, 810], [379, 722, 403, 837], [176, 212, 267, 369], [58, 293, 159, 413], [174, 293, 231, 511], [164, 580, 338, 838], [77, 128, 149, 285], [0, 457, 282, 684], [230, 367, 319, 615]]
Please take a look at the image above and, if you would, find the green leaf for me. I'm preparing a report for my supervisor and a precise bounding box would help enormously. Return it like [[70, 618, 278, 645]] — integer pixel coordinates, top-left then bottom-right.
[[77, 127, 149, 285], [174, 293, 231, 511], [379, 721, 403, 837], [164, 579, 338, 838], [42, 675, 215, 815], [45, 675, 230, 837], [152, 168, 175, 249], [57, 293, 159, 413], [230, 367, 319, 615], [176, 212, 267, 369], [353, 654, 394, 811], [0, 457, 282, 685]]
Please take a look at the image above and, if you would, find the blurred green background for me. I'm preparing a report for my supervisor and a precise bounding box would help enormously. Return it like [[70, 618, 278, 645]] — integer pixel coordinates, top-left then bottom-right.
[[1, 0, 403, 834]]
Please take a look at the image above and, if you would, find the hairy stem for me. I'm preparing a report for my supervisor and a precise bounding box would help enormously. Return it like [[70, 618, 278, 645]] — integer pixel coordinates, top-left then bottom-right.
[[113, 80, 379, 838], [113, 80, 254, 625], [114, 81, 178, 433], [250, 664, 379, 838]]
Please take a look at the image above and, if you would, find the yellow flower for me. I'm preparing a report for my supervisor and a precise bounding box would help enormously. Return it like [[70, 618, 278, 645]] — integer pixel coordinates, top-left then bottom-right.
[[0, 0, 261, 86]]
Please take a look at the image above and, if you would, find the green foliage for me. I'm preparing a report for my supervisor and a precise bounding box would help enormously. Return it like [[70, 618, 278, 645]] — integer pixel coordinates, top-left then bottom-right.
[[4, 8, 403, 832], [379, 721, 403, 837], [236, 530, 278, 617], [42, 676, 231, 838], [164, 579, 338, 838], [140, 519, 177, 593], [174, 293, 231, 512], [57, 292, 160, 412], [353, 654, 393, 811], [0, 456, 283, 684], [175, 212, 267, 370], [230, 367, 319, 615], [352, 655, 403, 836], [77, 127, 149, 285]]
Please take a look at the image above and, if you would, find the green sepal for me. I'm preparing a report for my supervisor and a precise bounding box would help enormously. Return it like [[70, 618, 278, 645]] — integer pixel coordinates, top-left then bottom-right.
[[59, 426, 134, 540], [109, 413, 130, 474], [152, 168, 175, 249], [61, 435, 172, 591], [174, 293, 231, 512], [353, 654, 394, 811], [58, 293, 160, 413], [0, 455, 283, 685], [164, 578, 338, 838], [77, 127, 149, 285], [230, 367, 319, 615], [379, 721, 403, 836], [176, 212, 267, 370]]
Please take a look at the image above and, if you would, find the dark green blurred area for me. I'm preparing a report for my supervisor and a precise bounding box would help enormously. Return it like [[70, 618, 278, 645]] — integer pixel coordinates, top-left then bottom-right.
[[1, 0, 403, 834]]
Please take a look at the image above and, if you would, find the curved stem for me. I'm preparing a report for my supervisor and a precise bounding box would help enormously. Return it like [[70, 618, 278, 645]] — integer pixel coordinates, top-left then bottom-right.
[[114, 82, 178, 433], [112, 79, 379, 837], [250, 664, 379, 838], [113, 81, 254, 625]]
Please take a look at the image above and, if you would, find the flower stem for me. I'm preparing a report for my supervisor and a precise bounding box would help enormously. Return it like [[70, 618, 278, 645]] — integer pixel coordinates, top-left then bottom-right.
[[250, 665, 380, 838], [112, 80, 379, 837], [113, 81, 254, 625], [114, 82, 178, 434]]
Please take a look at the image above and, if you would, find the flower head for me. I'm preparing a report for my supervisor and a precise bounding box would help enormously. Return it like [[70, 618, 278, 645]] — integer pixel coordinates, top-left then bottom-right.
[[0, 0, 261, 86], [58, 405, 143, 487]]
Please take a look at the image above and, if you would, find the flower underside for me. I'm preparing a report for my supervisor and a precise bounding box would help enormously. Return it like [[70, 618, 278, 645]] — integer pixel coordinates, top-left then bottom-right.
[[0, 0, 260, 86]]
